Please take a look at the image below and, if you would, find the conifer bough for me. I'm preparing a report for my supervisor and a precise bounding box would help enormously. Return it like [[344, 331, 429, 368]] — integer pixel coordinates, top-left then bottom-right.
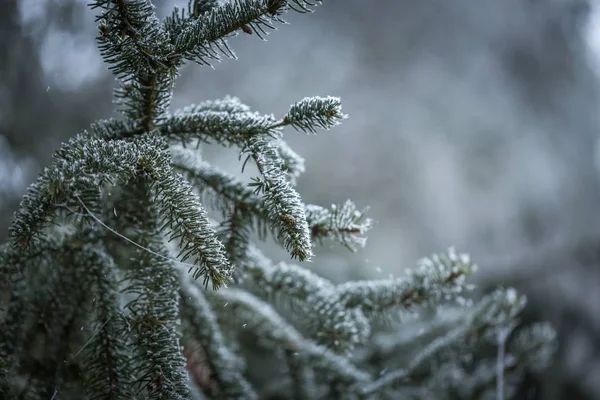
[[0, 1, 557, 399]]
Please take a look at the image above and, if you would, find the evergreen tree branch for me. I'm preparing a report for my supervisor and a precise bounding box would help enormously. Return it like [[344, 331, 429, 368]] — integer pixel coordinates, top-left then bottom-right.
[[414, 322, 557, 399], [283, 348, 318, 400], [189, 96, 253, 114], [164, 95, 350, 262], [91, 0, 177, 131], [356, 307, 466, 367], [171, 148, 267, 260], [9, 131, 231, 289], [189, 0, 221, 17], [172, 150, 368, 275], [91, 0, 168, 77], [114, 73, 175, 131], [123, 234, 190, 399], [173, 148, 372, 252], [173, 0, 289, 65], [8, 136, 144, 249], [74, 244, 135, 400], [160, 108, 279, 147], [238, 96, 349, 260], [245, 134, 313, 261], [180, 276, 258, 399], [150, 164, 232, 290], [87, 118, 138, 140], [363, 326, 470, 396], [361, 287, 530, 396], [0, 232, 78, 396], [282, 96, 346, 134], [172, 148, 263, 218], [238, 245, 370, 352], [305, 201, 372, 251], [13, 239, 98, 398], [287, 0, 323, 14], [207, 288, 371, 393], [337, 248, 477, 316], [164, 0, 220, 43], [508, 322, 557, 373], [167, 110, 312, 262]]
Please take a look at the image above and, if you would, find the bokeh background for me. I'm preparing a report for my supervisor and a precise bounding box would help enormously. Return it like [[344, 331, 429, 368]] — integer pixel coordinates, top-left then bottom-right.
[[2, 0, 600, 398]]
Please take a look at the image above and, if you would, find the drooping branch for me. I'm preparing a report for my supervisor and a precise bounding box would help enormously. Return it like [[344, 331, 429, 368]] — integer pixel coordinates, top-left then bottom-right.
[[180, 275, 258, 399]]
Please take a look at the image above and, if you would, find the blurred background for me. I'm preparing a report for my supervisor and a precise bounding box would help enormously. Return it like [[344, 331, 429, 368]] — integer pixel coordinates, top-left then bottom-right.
[[2, 0, 600, 398]]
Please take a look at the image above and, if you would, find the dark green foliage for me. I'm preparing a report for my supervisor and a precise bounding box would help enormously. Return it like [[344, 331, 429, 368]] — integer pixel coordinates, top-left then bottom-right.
[[0, 1, 557, 399]]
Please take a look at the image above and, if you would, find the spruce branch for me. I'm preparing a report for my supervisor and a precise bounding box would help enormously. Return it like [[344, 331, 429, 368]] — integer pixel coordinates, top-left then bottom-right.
[[180, 275, 258, 399], [337, 248, 477, 316], [87, 118, 137, 140], [190, 0, 221, 17], [230, 95, 349, 261], [0, 231, 78, 392], [282, 96, 347, 134], [356, 307, 466, 367], [160, 107, 279, 147], [97, 180, 191, 398], [172, 148, 263, 218], [508, 322, 557, 373], [305, 201, 372, 251], [9, 132, 231, 289], [150, 164, 233, 290], [8, 136, 143, 249], [14, 239, 100, 398], [361, 287, 531, 396], [0, 238, 58, 293], [163, 95, 350, 262], [173, 148, 370, 258], [171, 149, 266, 260], [191, 96, 253, 114], [74, 245, 135, 400], [91, 0, 177, 131], [208, 288, 371, 391], [362, 326, 470, 396], [91, 0, 169, 78], [287, 0, 323, 14], [238, 245, 370, 352], [164, 0, 220, 43], [123, 240, 190, 399], [218, 206, 254, 267], [114, 73, 175, 131], [283, 347, 318, 400], [173, 0, 291, 65], [246, 134, 313, 261], [412, 322, 557, 399]]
